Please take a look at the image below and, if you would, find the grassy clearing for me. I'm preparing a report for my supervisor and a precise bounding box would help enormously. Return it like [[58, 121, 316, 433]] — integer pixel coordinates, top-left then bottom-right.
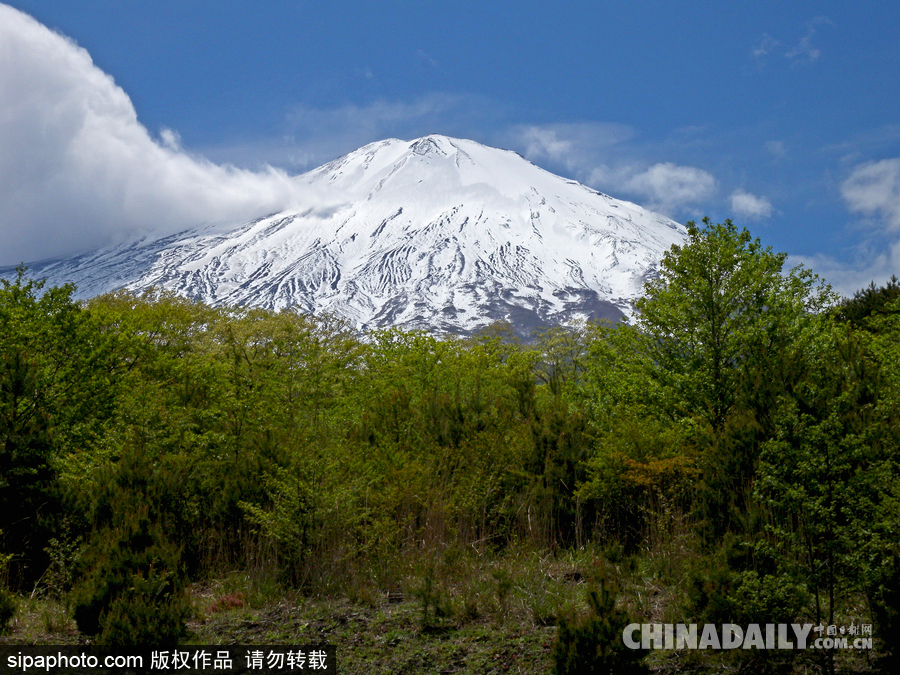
[[0, 547, 613, 673], [185, 548, 598, 673], [0, 543, 704, 671], [189, 596, 556, 674], [0, 543, 885, 673]]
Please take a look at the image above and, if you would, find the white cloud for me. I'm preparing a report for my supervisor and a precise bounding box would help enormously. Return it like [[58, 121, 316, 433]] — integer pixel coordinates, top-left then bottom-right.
[[354, 65, 374, 80], [416, 50, 438, 68], [0, 4, 306, 266], [624, 163, 716, 208], [507, 124, 715, 216], [287, 95, 462, 139], [789, 247, 900, 299], [754, 19, 832, 69], [607, 163, 717, 215], [280, 93, 493, 168], [730, 189, 774, 220], [796, 157, 900, 297], [518, 127, 574, 164], [785, 19, 832, 65], [159, 128, 182, 152], [508, 122, 635, 170], [841, 158, 900, 229]]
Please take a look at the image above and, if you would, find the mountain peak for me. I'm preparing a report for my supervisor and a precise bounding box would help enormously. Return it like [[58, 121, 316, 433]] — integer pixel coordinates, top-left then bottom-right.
[[6, 136, 686, 335], [410, 135, 454, 156]]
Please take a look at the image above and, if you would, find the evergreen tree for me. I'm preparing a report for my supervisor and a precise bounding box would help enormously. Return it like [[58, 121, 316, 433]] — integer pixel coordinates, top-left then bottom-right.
[[553, 579, 646, 675], [834, 275, 900, 328]]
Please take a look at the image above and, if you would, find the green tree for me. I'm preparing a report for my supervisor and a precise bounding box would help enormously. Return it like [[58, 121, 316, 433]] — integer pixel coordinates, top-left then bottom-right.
[[752, 320, 900, 674], [632, 219, 834, 543], [634, 218, 832, 432], [0, 350, 56, 586], [0, 269, 119, 587], [72, 503, 189, 645]]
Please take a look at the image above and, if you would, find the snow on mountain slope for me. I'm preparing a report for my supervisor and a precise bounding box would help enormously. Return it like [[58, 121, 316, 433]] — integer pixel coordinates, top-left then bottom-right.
[[5, 135, 686, 334]]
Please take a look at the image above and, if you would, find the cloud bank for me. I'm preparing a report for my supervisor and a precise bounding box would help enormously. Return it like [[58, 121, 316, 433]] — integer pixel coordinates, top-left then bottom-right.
[[615, 163, 717, 215], [797, 158, 900, 297], [0, 4, 304, 266], [842, 158, 900, 230], [510, 123, 718, 217]]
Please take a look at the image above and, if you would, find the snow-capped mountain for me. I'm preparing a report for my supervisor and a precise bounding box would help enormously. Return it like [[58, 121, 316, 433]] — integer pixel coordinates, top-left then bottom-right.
[[5, 135, 686, 334]]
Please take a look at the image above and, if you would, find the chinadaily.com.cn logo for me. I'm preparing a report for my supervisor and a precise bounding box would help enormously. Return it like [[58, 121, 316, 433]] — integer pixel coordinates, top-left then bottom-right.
[[623, 623, 873, 651]]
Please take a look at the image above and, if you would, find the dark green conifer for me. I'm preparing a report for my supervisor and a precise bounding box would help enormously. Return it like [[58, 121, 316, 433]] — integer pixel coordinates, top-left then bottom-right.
[[552, 579, 646, 675]]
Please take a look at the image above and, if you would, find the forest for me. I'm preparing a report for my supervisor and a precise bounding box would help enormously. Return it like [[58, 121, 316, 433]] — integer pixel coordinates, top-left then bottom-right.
[[1, 218, 899, 674]]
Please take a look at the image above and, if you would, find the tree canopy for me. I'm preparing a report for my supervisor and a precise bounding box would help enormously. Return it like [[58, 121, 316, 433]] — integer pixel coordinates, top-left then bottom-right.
[[635, 217, 833, 431]]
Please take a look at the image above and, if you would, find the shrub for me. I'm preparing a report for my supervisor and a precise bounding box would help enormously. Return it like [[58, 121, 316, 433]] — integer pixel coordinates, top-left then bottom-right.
[[410, 563, 451, 630], [38, 520, 83, 599], [98, 590, 189, 647], [0, 588, 15, 633], [684, 551, 809, 675], [687, 556, 808, 627], [552, 579, 646, 675], [870, 550, 900, 672], [0, 550, 16, 632], [71, 507, 189, 645]]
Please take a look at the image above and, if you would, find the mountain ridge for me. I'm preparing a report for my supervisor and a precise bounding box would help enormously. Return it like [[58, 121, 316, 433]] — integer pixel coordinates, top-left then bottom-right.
[[3, 135, 686, 335]]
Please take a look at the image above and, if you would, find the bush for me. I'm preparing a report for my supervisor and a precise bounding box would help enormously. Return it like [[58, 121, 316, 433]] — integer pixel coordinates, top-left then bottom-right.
[[98, 590, 189, 647], [0, 549, 16, 632], [684, 551, 809, 675], [410, 562, 451, 630], [687, 559, 808, 626], [71, 507, 189, 645], [552, 579, 646, 675], [37, 520, 83, 599], [0, 588, 15, 632]]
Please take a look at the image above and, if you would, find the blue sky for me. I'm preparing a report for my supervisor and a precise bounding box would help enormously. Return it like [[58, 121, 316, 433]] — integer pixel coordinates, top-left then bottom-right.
[[2, 1, 900, 294]]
